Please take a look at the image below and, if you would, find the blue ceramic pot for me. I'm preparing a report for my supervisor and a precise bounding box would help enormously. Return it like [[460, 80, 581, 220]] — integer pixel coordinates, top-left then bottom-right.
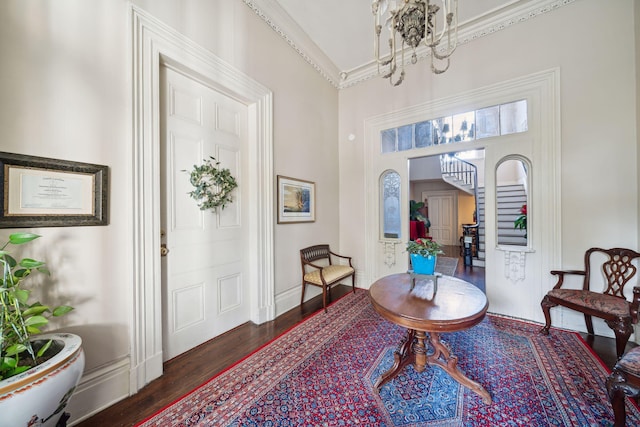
[[410, 253, 437, 274]]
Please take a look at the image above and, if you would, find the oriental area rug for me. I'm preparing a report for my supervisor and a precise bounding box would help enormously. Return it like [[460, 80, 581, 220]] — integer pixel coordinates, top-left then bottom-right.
[[137, 290, 640, 426]]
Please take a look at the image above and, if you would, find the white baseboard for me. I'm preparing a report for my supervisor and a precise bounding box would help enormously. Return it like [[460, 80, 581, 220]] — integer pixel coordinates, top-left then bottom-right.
[[275, 276, 364, 317], [275, 285, 320, 316], [67, 357, 131, 425]]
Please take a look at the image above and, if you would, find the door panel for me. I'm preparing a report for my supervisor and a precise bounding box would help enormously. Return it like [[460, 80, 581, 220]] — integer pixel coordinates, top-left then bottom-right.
[[423, 193, 456, 245], [161, 66, 249, 361]]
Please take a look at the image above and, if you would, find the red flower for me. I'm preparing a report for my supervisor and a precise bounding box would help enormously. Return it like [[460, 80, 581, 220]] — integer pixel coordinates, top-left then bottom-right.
[[520, 204, 527, 215]]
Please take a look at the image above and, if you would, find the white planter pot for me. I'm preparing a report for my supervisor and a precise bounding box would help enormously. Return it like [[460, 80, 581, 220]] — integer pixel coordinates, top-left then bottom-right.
[[0, 333, 84, 427]]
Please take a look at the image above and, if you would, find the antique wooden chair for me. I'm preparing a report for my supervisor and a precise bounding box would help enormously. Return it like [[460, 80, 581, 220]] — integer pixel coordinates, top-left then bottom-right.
[[300, 245, 355, 312], [607, 345, 640, 426], [540, 247, 640, 359]]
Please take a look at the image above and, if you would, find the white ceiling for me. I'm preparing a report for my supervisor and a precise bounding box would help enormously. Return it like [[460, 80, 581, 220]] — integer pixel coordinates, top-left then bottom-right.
[[245, 0, 574, 88]]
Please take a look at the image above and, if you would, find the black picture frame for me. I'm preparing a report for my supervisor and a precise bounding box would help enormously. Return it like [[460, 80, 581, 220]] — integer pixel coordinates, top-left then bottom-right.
[[0, 152, 109, 228]]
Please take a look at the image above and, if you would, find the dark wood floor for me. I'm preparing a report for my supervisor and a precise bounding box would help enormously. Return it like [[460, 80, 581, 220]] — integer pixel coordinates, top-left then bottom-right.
[[76, 247, 631, 426]]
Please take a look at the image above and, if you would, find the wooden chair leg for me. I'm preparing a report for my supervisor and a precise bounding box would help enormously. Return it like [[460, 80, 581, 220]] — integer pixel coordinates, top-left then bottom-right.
[[584, 314, 594, 335], [607, 318, 633, 359], [609, 387, 627, 427], [614, 334, 632, 360], [322, 285, 328, 313], [607, 368, 638, 427], [301, 282, 306, 305], [540, 296, 555, 335]]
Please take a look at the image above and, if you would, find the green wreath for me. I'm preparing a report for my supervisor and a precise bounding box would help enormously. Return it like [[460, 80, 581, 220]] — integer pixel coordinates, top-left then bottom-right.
[[186, 157, 238, 211]]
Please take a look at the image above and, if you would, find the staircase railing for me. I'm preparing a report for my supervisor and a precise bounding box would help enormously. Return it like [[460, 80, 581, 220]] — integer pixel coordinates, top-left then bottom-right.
[[440, 155, 480, 256], [440, 154, 477, 191]]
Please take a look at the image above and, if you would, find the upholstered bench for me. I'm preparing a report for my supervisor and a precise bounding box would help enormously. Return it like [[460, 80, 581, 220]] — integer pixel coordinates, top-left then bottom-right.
[[300, 245, 355, 312], [607, 346, 640, 426]]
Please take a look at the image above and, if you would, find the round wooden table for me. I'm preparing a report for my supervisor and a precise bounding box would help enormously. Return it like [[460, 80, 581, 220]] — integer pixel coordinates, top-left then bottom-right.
[[369, 273, 491, 404]]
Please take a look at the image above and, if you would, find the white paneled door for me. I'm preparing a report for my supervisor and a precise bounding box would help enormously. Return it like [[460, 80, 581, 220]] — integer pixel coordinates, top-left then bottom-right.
[[160, 66, 249, 361], [422, 192, 457, 245]]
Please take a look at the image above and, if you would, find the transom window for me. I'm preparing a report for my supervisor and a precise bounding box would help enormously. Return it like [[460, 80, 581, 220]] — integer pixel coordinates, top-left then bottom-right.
[[381, 100, 528, 154]]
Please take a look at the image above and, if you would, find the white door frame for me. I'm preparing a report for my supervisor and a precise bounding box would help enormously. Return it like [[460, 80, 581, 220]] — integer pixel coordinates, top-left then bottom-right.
[[131, 6, 274, 392], [364, 69, 561, 319]]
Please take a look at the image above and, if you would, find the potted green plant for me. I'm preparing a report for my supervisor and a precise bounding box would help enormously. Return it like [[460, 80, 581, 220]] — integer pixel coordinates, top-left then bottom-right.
[[514, 203, 527, 238], [409, 200, 430, 228], [406, 238, 444, 275], [0, 232, 84, 426]]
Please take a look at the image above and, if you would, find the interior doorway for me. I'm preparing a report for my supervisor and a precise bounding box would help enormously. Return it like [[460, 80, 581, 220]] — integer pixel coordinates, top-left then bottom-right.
[[159, 65, 251, 361], [131, 7, 275, 391], [409, 149, 486, 274]]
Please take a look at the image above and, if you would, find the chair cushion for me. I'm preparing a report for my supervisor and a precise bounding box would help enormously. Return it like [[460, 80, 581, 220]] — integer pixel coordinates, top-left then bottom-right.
[[304, 265, 354, 286], [618, 346, 640, 376], [547, 289, 630, 317]]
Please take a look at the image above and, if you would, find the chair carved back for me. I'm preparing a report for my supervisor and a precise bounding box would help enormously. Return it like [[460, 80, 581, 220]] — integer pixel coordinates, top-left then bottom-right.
[[585, 248, 640, 298], [300, 245, 333, 266]]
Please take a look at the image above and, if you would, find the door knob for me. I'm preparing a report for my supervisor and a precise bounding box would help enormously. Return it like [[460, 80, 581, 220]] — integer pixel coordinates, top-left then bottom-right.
[[160, 244, 169, 257]]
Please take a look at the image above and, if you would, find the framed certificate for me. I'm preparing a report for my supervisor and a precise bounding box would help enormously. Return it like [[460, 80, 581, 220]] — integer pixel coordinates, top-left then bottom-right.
[[0, 152, 109, 227]]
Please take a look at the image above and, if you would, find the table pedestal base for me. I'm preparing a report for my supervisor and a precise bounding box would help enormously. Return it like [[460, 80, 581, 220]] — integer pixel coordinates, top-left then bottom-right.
[[374, 329, 492, 404]]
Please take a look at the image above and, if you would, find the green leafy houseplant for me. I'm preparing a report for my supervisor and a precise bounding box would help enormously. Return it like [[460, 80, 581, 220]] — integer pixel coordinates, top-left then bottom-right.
[[186, 156, 238, 212], [0, 233, 73, 380], [409, 200, 431, 228], [514, 204, 527, 238], [406, 238, 444, 257]]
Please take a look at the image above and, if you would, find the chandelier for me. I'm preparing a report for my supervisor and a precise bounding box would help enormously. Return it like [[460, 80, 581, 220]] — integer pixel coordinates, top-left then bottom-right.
[[372, 0, 458, 86]]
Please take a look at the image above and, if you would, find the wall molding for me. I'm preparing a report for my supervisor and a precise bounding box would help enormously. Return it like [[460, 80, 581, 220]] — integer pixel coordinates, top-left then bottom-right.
[[129, 3, 275, 401], [364, 68, 561, 321], [66, 358, 131, 423], [243, 0, 575, 89]]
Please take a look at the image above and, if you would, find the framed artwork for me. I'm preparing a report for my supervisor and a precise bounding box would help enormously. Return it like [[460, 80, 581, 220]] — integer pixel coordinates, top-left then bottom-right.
[[277, 175, 315, 223], [0, 152, 109, 228]]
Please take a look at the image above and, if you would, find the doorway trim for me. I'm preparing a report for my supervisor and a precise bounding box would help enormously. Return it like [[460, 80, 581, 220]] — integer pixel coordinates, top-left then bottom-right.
[[364, 69, 561, 317], [131, 6, 274, 392]]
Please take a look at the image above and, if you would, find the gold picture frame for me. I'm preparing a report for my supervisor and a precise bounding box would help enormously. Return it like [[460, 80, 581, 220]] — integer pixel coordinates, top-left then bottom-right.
[[277, 175, 315, 224]]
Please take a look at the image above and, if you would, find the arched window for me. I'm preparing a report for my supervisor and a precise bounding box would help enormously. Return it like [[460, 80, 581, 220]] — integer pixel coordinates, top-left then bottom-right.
[[381, 170, 401, 239], [496, 155, 531, 248]]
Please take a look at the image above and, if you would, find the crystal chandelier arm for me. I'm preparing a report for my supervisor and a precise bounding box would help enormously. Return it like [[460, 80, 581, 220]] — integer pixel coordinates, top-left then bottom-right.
[[373, 2, 396, 67], [384, 45, 405, 86], [373, 1, 404, 85], [391, 54, 405, 86], [425, 2, 457, 49], [430, 56, 450, 74], [431, 19, 458, 61]]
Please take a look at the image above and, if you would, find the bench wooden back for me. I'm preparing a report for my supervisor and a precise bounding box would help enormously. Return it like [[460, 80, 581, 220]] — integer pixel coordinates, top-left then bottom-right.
[[584, 247, 640, 297], [300, 244, 333, 266]]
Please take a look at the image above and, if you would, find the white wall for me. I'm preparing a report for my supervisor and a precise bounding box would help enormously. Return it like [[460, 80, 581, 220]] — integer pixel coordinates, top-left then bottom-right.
[[0, 0, 339, 422], [1, 0, 638, 422], [339, 0, 637, 281], [129, 1, 340, 305], [409, 156, 442, 180]]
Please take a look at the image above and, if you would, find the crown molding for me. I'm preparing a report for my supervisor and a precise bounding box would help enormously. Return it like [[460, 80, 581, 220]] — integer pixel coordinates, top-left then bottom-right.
[[243, 0, 342, 88], [244, 0, 576, 90]]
